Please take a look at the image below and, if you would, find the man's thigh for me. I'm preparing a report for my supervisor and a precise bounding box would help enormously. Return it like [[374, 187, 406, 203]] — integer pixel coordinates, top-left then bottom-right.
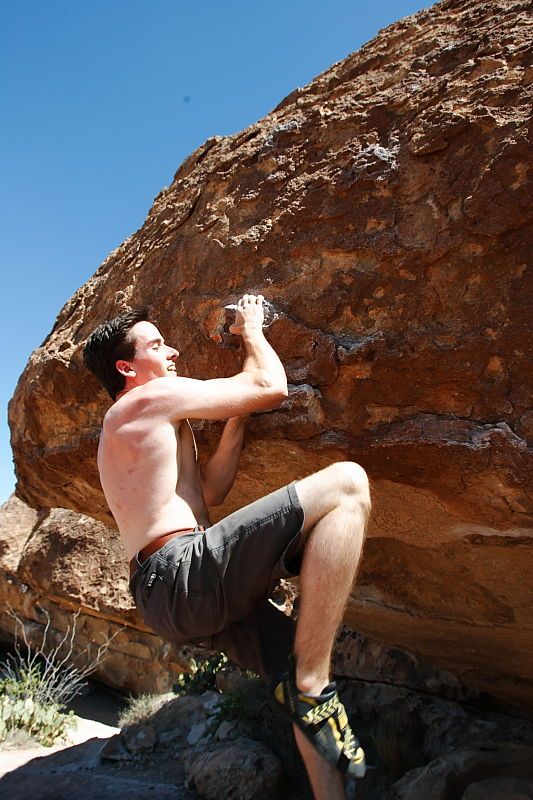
[[206, 481, 305, 629]]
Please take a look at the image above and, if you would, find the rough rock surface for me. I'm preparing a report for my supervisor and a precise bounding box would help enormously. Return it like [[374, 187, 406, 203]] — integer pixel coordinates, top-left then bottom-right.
[[462, 777, 533, 800], [340, 677, 533, 775], [7, 0, 533, 704], [108, 690, 289, 800], [185, 738, 283, 800], [333, 626, 482, 701], [384, 744, 533, 800]]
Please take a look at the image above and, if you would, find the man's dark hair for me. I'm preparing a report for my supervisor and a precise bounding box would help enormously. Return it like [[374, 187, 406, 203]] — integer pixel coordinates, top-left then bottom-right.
[[83, 306, 152, 399]]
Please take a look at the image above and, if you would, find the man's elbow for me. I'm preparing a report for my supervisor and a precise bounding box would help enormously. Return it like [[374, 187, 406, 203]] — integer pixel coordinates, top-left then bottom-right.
[[249, 373, 287, 410], [203, 488, 225, 507], [273, 384, 288, 404], [261, 382, 288, 408]]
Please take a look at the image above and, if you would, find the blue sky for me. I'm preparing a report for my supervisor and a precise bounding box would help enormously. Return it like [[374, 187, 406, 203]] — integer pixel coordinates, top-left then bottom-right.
[[1, 0, 430, 505]]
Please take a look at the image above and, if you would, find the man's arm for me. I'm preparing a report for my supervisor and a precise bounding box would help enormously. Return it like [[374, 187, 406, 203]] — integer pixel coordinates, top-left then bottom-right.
[[200, 416, 248, 506], [126, 294, 288, 423], [235, 297, 287, 395]]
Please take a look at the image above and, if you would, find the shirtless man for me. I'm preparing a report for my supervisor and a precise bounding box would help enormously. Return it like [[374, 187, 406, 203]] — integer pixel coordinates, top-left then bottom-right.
[[83, 293, 371, 800]]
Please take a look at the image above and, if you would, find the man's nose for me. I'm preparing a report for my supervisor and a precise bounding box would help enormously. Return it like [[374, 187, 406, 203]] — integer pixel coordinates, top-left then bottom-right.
[[168, 347, 179, 359]]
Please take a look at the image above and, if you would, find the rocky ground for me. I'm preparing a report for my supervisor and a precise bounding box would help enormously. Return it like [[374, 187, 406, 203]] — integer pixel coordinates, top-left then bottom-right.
[[0, 683, 199, 800], [0, 729, 199, 800], [3, 661, 533, 800]]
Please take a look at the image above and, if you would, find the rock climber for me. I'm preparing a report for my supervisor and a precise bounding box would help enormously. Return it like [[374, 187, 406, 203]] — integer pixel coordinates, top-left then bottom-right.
[[83, 294, 371, 800]]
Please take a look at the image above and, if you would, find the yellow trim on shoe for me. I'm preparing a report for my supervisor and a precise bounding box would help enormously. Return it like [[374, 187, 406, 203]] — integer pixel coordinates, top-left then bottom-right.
[[269, 673, 367, 779]]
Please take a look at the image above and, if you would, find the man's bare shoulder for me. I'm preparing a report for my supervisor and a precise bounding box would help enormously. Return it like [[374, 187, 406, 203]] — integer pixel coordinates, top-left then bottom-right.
[[102, 378, 190, 431], [101, 402, 129, 435]]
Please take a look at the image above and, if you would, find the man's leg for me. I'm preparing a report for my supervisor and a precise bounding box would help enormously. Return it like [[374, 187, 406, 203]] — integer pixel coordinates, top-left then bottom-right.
[[294, 461, 370, 693], [291, 461, 371, 799], [293, 726, 347, 799]]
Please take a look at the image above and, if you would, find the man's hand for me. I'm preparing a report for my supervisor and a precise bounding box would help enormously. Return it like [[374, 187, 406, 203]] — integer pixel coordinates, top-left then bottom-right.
[[229, 293, 265, 336]]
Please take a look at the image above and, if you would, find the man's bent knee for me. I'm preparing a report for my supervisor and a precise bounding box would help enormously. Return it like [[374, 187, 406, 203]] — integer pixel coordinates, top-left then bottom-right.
[[332, 461, 371, 514], [329, 461, 369, 495], [294, 461, 371, 535]]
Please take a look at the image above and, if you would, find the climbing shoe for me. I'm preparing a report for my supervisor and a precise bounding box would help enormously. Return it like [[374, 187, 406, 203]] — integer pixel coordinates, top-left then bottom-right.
[[269, 663, 366, 779]]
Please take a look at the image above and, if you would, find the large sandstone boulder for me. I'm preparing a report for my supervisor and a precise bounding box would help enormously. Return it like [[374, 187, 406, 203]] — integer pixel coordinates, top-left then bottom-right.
[[7, 0, 533, 704]]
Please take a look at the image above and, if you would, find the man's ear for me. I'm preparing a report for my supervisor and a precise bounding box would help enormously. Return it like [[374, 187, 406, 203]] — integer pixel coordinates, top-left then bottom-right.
[[115, 360, 136, 378]]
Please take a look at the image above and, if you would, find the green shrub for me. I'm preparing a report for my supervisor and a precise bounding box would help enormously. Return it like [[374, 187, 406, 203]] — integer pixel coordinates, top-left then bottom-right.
[[118, 653, 231, 729], [173, 651, 229, 696], [0, 668, 76, 746], [214, 688, 249, 722], [0, 606, 119, 747]]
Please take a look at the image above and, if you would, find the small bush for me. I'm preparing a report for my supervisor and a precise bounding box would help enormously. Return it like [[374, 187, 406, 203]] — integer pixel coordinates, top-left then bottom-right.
[[214, 688, 249, 723], [0, 668, 76, 746], [118, 692, 166, 729], [0, 606, 118, 746], [368, 700, 427, 784], [173, 651, 229, 696]]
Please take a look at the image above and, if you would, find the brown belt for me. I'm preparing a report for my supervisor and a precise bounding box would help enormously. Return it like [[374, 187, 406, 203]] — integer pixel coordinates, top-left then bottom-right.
[[129, 526, 206, 578]]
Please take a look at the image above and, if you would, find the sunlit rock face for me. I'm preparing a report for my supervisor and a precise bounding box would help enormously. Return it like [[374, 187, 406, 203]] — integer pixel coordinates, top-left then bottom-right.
[[8, 0, 533, 705]]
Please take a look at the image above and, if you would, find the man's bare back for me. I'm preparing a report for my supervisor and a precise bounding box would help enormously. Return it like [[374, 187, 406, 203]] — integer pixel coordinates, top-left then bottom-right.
[[98, 410, 210, 561]]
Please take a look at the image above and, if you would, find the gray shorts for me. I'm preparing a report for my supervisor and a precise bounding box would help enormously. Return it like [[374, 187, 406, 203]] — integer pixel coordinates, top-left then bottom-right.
[[129, 482, 305, 680]]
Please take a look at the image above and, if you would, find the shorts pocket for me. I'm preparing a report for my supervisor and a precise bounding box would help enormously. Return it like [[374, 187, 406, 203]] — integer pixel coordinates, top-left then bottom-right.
[[170, 591, 217, 641], [141, 577, 167, 631], [136, 558, 169, 632]]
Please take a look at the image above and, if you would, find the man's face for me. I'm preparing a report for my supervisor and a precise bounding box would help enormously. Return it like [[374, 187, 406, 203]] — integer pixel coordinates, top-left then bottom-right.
[[117, 321, 179, 386]]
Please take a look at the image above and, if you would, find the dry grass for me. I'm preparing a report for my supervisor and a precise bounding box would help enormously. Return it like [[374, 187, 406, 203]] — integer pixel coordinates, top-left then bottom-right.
[[117, 692, 171, 728]]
